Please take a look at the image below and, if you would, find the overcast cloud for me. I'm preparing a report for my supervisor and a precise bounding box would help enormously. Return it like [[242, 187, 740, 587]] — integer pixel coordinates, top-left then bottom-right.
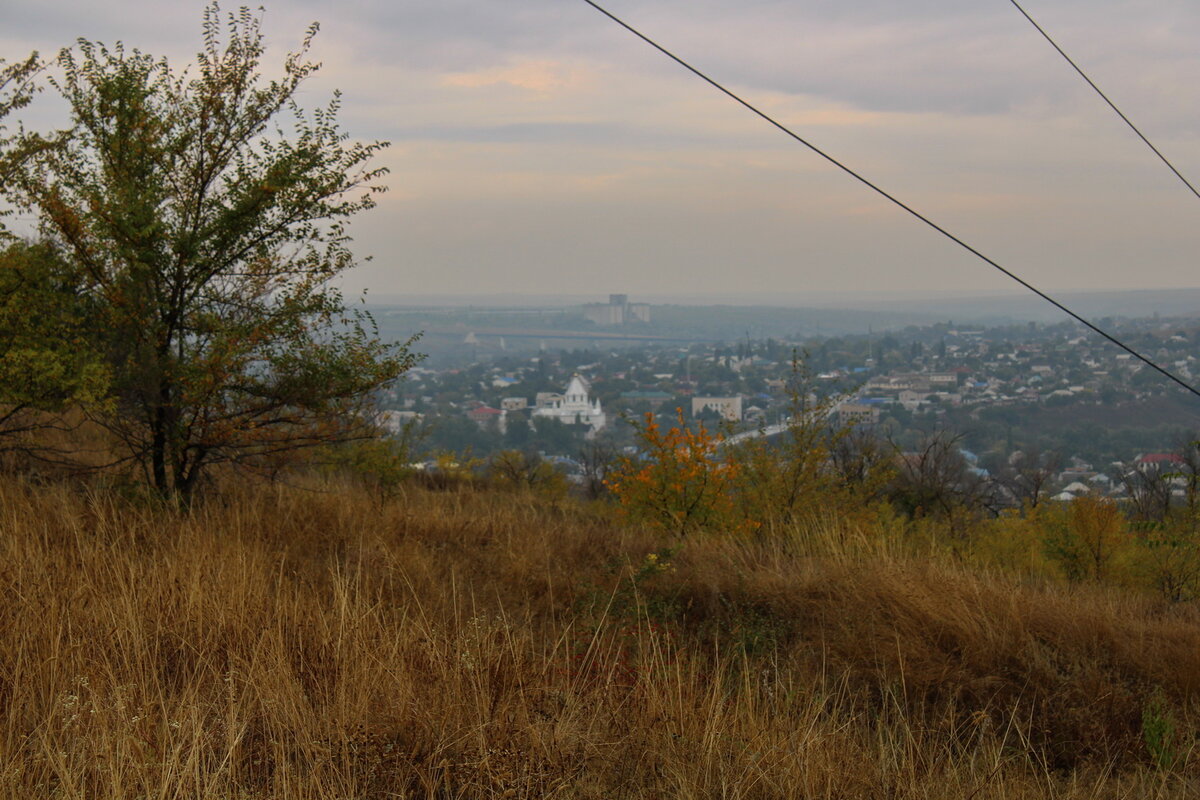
[[3, 0, 1199, 300]]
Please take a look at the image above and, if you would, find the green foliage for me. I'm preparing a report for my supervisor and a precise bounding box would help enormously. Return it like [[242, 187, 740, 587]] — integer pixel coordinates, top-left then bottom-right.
[[486, 449, 568, 498], [425, 414, 501, 455], [2, 6, 417, 496], [730, 361, 893, 531], [1134, 519, 1200, 602], [1042, 496, 1129, 582], [0, 242, 109, 444], [727, 392, 834, 529], [327, 417, 429, 503], [576, 545, 681, 631], [530, 415, 587, 455], [971, 507, 1056, 576], [1142, 690, 1178, 770], [0, 53, 39, 193]]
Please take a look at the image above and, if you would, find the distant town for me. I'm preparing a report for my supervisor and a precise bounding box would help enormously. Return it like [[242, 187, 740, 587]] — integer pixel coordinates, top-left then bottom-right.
[[372, 295, 1200, 505]]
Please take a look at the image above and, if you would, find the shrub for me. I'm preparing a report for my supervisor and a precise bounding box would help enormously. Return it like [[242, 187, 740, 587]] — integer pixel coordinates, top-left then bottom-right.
[[606, 409, 746, 537]]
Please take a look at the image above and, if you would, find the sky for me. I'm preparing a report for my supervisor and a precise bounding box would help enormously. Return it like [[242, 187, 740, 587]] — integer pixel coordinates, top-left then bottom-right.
[[3, 0, 1199, 302]]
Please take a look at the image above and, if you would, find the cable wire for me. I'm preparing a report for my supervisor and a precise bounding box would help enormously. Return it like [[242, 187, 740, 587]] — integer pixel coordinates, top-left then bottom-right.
[[1009, 0, 1200, 203], [577, 0, 1200, 402]]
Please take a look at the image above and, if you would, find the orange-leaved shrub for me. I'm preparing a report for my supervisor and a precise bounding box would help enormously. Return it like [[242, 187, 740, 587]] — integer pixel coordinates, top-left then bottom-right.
[[605, 409, 750, 537]]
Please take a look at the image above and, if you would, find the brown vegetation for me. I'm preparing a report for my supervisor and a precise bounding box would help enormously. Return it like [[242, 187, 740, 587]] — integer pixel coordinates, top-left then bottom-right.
[[2, 476, 1199, 798]]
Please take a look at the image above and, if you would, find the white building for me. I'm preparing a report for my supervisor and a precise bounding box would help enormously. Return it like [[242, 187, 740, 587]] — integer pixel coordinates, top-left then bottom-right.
[[376, 410, 422, 435], [582, 294, 651, 326], [691, 396, 743, 422], [837, 402, 881, 426], [532, 374, 606, 432]]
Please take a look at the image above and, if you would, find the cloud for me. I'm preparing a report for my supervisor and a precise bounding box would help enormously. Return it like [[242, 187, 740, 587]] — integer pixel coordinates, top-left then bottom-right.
[[441, 59, 591, 94], [5, 0, 1200, 297]]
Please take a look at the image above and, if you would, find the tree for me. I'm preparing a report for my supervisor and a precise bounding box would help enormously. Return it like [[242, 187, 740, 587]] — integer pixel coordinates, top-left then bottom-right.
[[1122, 463, 1173, 524], [487, 449, 567, 496], [886, 430, 999, 535], [502, 410, 532, 448], [998, 447, 1060, 511], [577, 436, 618, 500], [3, 6, 416, 497], [1043, 496, 1128, 582]]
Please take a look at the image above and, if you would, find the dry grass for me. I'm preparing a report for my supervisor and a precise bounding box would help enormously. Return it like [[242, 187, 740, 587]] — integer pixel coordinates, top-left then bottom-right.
[[1, 476, 1198, 798]]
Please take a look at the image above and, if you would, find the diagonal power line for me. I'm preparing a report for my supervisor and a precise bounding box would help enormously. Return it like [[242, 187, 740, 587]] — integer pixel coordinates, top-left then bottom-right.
[[576, 0, 1200, 402], [1009, 0, 1200, 203]]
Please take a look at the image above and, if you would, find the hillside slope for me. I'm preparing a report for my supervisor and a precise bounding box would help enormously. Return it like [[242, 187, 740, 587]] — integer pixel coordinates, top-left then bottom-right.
[[1, 478, 1198, 798]]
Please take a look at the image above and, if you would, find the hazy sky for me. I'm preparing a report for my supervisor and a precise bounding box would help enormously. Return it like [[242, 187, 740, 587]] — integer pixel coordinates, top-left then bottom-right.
[[4, 0, 1199, 301]]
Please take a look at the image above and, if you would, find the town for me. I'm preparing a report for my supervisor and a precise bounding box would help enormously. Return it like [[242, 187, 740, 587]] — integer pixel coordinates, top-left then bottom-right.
[[376, 306, 1200, 507]]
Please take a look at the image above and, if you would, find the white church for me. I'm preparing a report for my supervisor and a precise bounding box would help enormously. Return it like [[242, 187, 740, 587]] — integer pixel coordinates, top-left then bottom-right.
[[532, 374, 606, 433]]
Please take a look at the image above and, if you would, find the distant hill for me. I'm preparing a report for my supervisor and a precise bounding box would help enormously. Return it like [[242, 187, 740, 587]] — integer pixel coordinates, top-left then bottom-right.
[[851, 288, 1200, 324]]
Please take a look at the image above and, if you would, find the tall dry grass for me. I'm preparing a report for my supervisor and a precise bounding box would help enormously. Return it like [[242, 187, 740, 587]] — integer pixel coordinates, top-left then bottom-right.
[[1, 475, 1198, 798]]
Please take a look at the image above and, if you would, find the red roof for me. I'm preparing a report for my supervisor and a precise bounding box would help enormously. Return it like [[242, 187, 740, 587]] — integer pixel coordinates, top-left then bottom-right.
[[1137, 453, 1184, 465]]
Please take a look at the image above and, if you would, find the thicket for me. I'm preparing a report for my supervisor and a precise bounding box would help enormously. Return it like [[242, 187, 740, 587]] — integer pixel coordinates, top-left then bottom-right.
[[595, 399, 1200, 604]]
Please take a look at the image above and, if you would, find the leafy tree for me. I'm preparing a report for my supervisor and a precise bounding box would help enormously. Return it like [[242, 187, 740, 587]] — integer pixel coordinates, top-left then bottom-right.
[[425, 414, 501, 456], [502, 410, 532, 448], [487, 449, 568, 496], [1043, 496, 1128, 582], [3, 7, 416, 497], [530, 416, 586, 455]]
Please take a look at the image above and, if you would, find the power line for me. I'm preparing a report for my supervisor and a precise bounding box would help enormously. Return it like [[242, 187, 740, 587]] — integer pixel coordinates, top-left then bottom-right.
[[576, 0, 1200, 402], [1009, 0, 1200, 203]]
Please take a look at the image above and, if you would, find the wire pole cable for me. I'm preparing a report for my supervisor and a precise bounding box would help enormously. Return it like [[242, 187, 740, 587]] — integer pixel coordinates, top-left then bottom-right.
[[1009, 0, 1200, 203], [577, 0, 1200, 402]]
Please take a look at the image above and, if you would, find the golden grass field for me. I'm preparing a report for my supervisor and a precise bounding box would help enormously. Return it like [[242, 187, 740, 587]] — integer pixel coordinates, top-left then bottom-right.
[[2, 475, 1199, 798]]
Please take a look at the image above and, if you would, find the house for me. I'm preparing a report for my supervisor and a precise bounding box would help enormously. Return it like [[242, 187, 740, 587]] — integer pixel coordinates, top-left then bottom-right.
[[376, 410, 421, 435], [898, 390, 928, 411], [466, 406, 506, 432], [691, 396, 743, 422], [837, 402, 880, 426], [1136, 453, 1184, 472]]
